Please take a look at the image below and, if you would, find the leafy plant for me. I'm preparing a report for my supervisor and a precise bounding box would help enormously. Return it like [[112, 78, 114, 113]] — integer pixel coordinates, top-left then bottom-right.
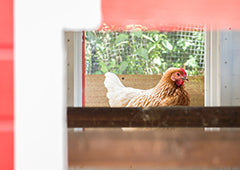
[[85, 29, 205, 76]]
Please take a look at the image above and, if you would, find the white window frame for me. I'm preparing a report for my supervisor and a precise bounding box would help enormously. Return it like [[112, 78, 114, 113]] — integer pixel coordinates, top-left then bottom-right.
[[205, 29, 221, 106], [205, 27, 233, 106], [66, 32, 83, 107]]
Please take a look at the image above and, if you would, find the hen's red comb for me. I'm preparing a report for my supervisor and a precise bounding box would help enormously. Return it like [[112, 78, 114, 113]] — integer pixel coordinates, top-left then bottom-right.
[[180, 67, 187, 76]]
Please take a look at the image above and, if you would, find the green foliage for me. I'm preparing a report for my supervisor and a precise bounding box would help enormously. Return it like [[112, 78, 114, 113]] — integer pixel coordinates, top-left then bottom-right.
[[85, 30, 205, 76], [136, 48, 148, 59], [162, 39, 173, 51], [115, 34, 129, 44]]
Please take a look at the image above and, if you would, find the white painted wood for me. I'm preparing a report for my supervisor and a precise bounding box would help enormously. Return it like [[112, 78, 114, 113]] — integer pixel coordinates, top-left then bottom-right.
[[14, 1, 101, 170], [204, 30, 221, 131], [230, 31, 240, 106], [73, 32, 83, 107], [205, 29, 240, 107], [69, 32, 84, 132], [204, 30, 221, 106], [66, 32, 75, 106], [62, 0, 101, 30], [66, 32, 83, 107], [231, 76, 240, 105], [220, 30, 232, 106]]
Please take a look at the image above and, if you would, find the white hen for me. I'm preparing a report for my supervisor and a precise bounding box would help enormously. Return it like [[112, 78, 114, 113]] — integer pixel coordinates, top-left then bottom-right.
[[104, 72, 143, 107]]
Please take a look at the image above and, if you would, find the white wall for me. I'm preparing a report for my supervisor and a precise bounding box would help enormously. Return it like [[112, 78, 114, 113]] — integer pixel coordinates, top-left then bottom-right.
[[230, 31, 240, 105], [205, 29, 240, 106], [220, 30, 240, 106], [14, 1, 101, 170]]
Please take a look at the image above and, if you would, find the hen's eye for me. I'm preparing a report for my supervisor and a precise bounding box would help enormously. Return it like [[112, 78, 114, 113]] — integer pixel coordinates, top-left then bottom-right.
[[177, 73, 180, 76]]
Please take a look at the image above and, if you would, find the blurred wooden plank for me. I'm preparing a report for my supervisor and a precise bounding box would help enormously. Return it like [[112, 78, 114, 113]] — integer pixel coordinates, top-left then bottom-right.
[[67, 107, 240, 128], [85, 75, 204, 107], [68, 129, 240, 167], [102, 0, 240, 30]]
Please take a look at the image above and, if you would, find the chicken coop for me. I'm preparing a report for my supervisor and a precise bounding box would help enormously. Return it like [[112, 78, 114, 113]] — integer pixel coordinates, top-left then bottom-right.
[[66, 26, 240, 170], [8, 0, 240, 170]]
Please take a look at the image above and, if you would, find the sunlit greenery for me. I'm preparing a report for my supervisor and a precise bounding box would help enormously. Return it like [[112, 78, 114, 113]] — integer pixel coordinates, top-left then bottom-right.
[[85, 30, 205, 75]]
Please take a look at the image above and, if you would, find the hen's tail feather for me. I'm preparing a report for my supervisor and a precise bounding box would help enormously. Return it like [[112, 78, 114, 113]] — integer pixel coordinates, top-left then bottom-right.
[[104, 72, 143, 107], [104, 72, 125, 89]]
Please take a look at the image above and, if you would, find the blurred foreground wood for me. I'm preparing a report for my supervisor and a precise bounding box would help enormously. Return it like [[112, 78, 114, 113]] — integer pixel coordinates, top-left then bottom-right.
[[68, 107, 240, 127], [68, 129, 240, 167]]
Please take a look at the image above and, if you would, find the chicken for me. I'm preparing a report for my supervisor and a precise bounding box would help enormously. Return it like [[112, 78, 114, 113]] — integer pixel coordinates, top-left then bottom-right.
[[104, 67, 190, 107]]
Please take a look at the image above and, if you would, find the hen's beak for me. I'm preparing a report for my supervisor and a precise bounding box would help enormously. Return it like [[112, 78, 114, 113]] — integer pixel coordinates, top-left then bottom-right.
[[182, 76, 188, 81]]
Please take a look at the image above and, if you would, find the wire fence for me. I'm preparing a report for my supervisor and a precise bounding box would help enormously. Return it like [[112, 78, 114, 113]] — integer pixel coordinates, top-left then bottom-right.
[[85, 25, 205, 75]]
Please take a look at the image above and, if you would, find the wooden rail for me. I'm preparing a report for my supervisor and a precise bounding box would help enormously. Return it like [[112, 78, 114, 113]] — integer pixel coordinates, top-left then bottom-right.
[[67, 107, 240, 127], [68, 129, 240, 167]]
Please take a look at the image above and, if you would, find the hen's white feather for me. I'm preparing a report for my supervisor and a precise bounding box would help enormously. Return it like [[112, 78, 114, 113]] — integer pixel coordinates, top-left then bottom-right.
[[104, 72, 143, 107]]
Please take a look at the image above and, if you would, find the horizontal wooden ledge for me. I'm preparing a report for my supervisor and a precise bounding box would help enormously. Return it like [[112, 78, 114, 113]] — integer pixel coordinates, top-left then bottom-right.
[[68, 129, 240, 167], [67, 107, 240, 128]]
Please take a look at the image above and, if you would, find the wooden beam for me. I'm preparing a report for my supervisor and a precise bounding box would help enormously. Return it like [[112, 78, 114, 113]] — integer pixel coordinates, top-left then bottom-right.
[[68, 129, 240, 167], [67, 107, 240, 127]]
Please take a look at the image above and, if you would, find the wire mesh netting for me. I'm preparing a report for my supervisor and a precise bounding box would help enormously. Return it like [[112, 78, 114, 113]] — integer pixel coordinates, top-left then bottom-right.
[[85, 25, 205, 75]]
